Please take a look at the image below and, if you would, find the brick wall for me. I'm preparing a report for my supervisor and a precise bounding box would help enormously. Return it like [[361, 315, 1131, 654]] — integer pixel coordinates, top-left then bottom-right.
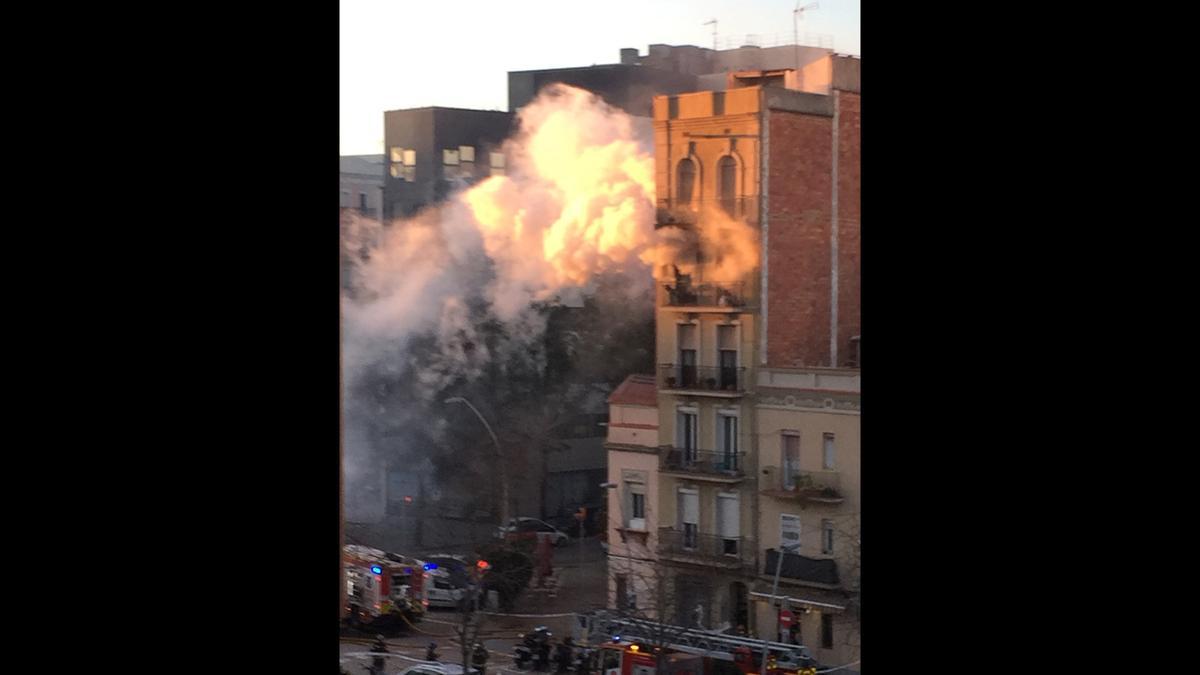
[[767, 109, 834, 367], [837, 91, 861, 367]]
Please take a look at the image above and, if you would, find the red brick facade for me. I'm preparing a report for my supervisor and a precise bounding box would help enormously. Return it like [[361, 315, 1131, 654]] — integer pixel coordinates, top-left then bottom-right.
[[765, 92, 860, 368], [836, 91, 861, 367]]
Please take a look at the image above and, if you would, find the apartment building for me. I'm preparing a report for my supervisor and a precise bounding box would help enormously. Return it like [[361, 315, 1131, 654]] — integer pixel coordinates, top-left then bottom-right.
[[605, 51, 860, 671]]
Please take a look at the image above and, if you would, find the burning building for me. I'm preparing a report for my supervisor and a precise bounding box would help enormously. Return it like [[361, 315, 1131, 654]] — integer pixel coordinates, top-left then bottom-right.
[[509, 42, 838, 119], [604, 54, 861, 671]]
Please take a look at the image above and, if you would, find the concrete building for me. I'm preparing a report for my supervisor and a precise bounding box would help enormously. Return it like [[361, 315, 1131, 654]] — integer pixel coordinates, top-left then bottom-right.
[[604, 52, 860, 671], [340, 154, 385, 219], [382, 106, 514, 221], [509, 42, 837, 118]]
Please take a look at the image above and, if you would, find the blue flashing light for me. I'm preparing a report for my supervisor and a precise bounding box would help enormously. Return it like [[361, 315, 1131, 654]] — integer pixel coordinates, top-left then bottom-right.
[[424, 563, 438, 570], [404, 567, 414, 574], [370, 565, 383, 575], [613, 636, 621, 642]]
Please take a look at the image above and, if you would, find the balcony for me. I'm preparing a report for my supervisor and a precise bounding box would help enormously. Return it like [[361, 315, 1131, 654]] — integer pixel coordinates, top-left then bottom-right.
[[656, 197, 759, 228], [659, 364, 746, 396], [760, 469, 845, 505], [659, 528, 756, 569], [661, 447, 746, 481], [661, 281, 748, 311], [762, 548, 840, 586]]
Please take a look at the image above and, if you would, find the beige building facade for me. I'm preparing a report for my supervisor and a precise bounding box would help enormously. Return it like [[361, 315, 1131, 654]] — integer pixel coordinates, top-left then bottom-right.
[[605, 53, 860, 673]]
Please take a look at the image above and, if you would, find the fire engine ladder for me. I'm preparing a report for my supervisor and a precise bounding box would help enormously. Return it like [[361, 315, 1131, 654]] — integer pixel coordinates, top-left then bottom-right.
[[581, 613, 813, 664]]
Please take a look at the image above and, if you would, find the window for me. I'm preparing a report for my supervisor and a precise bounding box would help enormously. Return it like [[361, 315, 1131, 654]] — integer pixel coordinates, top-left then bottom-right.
[[677, 410, 698, 459], [490, 151, 506, 176], [718, 155, 737, 216], [718, 413, 738, 471], [679, 489, 699, 549], [459, 145, 475, 162], [390, 148, 416, 181], [718, 325, 737, 389], [820, 614, 834, 649], [823, 433, 835, 470], [678, 323, 697, 387], [717, 492, 739, 555], [780, 513, 801, 550], [358, 193, 367, 211], [442, 149, 460, 165], [341, 190, 350, 208], [677, 158, 696, 206], [625, 474, 647, 529], [822, 519, 834, 554], [615, 575, 628, 611], [782, 434, 800, 489]]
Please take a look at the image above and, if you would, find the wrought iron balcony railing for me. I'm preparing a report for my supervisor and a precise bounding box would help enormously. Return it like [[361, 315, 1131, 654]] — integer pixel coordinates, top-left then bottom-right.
[[661, 281, 748, 308], [659, 528, 756, 567], [656, 197, 759, 227], [659, 364, 746, 393], [661, 447, 745, 477]]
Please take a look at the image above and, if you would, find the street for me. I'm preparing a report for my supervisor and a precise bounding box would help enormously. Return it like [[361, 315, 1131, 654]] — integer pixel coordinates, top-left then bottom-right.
[[342, 537, 607, 675]]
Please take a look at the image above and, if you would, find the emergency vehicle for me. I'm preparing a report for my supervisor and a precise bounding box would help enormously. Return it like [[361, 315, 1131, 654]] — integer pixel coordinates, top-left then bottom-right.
[[579, 613, 819, 675], [343, 545, 430, 624]]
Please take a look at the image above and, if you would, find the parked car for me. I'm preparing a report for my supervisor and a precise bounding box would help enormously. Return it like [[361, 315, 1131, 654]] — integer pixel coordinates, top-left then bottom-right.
[[496, 517, 570, 546]]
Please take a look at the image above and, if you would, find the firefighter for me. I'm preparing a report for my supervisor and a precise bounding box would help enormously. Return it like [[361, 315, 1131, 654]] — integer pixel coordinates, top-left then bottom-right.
[[370, 635, 389, 675], [472, 641, 490, 675], [535, 633, 552, 671], [426, 641, 440, 662], [554, 636, 574, 673]]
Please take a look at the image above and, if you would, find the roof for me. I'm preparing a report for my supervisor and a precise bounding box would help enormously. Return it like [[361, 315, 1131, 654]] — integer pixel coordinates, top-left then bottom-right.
[[608, 374, 657, 407], [340, 154, 385, 177]]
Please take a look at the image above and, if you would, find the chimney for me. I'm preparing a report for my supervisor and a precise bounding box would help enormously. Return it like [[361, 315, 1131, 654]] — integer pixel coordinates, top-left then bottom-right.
[[620, 48, 639, 65]]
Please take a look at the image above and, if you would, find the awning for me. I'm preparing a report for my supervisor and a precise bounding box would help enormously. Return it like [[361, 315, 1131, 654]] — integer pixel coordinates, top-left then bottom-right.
[[750, 590, 847, 613]]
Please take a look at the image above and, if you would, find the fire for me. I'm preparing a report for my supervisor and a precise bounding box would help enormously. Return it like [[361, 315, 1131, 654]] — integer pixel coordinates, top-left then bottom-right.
[[466, 84, 658, 302], [343, 84, 760, 362]]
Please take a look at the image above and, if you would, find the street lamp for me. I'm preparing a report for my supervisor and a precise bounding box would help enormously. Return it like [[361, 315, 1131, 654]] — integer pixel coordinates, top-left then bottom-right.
[[445, 396, 510, 528], [760, 541, 801, 675]]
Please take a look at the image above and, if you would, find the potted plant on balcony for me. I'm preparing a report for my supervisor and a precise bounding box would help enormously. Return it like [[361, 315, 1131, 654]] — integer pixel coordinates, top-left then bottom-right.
[[665, 376, 677, 388]]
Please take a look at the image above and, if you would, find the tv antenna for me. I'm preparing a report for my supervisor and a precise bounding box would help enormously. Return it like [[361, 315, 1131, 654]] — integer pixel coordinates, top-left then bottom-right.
[[794, 2, 820, 70], [703, 18, 718, 51]]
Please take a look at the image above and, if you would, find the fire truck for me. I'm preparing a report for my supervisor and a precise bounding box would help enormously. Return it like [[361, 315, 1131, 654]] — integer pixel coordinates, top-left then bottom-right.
[[578, 613, 820, 675], [343, 545, 429, 631]]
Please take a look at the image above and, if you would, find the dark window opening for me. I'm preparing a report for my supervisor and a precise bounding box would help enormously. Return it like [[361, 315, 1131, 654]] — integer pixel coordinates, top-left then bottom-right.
[[677, 158, 696, 206], [821, 614, 834, 649], [718, 156, 737, 216]]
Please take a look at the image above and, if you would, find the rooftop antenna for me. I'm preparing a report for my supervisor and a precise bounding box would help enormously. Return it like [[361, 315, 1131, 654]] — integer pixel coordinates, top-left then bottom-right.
[[703, 18, 718, 51], [794, 2, 820, 71]]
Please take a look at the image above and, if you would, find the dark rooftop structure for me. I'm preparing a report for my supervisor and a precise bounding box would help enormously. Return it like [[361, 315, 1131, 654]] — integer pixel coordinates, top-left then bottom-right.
[[382, 106, 514, 221]]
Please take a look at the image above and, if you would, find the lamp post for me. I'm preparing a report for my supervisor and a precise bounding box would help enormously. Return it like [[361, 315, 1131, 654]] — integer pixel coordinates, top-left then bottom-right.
[[445, 397, 510, 528], [760, 542, 801, 675]]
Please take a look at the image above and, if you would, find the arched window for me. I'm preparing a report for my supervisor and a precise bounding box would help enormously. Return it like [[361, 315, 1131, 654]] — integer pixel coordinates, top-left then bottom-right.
[[677, 158, 696, 206], [718, 156, 737, 216]]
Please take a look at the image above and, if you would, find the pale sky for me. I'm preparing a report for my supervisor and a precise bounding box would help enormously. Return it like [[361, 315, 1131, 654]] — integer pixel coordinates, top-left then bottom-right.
[[340, 0, 860, 156]]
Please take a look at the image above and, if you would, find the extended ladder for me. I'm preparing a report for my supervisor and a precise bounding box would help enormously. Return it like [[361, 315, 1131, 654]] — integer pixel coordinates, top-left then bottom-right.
[[580, 612, 814, 666]]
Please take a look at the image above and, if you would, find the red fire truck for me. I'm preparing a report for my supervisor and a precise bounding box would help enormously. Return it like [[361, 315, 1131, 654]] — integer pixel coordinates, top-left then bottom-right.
[[343, 545, 429, 628]]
